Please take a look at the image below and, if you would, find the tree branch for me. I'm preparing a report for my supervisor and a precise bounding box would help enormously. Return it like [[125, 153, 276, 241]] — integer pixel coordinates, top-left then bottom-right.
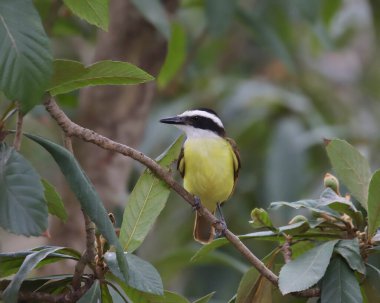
[[13, 106, 23, 151], [43, 97, 320, 298]]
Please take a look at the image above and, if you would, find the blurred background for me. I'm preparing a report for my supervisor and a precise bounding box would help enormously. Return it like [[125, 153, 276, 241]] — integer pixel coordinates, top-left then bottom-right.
[[1, 0, 380, 301]]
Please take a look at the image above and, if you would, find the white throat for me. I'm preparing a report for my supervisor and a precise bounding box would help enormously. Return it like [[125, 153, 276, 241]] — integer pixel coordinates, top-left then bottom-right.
[[176, 125, 220, 138]]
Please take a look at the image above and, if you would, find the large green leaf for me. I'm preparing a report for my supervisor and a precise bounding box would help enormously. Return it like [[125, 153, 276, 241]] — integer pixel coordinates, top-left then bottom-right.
[[41, 179, 68, 222], [106, 272, 186, 303], [320, 257, 362, 303], [130, 0, 170, 39], [24, 134, 129, 283], [0, 0, 52, 112], [105, 252, 163, 295], [48, 59, 154, 96], [78, 280, 101, 303], [279, 240, 339, 294], [0, 143, 48, 236], [63, 0, 109, 31], [119, 136, 183, 252], [367, 170, 380, 238], [269, 199, 340, 218], [334, 239, 365, 274], [326, 139, 371, 210], [157, 22, 186, 88], [2, 247, 63, 303], [0, 246, 80, 278], [362, 264, 380, 303]]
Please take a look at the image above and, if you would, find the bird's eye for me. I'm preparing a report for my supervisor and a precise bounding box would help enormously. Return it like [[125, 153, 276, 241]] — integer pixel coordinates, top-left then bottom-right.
[[192, 116, 199, 121]]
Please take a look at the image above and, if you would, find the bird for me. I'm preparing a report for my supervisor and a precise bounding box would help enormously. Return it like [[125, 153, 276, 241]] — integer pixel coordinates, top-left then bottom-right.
[[160, 108, 240, 244]]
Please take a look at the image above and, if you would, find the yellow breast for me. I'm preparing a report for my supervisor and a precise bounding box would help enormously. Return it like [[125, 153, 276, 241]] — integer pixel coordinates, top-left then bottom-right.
[[183, 137, 235, 211]]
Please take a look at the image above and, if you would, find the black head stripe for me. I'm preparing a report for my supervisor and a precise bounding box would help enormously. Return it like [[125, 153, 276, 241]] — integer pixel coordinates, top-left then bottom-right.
[[195, 108, 220, 118], [186, 115, 226, 136]]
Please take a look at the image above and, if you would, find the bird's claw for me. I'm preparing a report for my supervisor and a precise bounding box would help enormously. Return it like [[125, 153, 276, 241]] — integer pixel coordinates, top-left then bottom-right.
[[215, 219, 227, 238], [192, 196, 202, 211]]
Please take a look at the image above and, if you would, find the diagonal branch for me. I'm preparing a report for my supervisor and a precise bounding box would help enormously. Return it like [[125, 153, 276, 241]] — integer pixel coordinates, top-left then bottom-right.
[[44, 97, 320, 298]]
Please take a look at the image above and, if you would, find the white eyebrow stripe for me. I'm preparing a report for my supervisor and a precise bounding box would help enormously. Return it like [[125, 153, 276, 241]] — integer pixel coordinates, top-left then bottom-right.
[[179, 110, 224, 128]]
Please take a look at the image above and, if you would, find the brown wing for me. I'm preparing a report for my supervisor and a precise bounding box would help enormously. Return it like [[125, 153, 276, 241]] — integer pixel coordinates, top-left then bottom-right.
[[177, 147, 185, 178], [225, 137, 241, 194]]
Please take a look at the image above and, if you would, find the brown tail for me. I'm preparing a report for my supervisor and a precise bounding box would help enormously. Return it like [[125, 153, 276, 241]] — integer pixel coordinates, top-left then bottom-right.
[[194, 211, 215, 244]]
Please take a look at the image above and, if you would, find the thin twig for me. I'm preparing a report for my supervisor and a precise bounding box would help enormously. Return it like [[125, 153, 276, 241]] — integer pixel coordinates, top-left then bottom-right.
[[282, 236, 292, 264], [43, 97, 320, 297], [13, 106, 23, 151], [63, 134, 97, 289]]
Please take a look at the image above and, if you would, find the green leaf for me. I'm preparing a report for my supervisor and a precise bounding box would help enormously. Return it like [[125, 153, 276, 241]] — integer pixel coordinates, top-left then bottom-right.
[[78, 280, 101, 303], [2, 247, 63, 303], [149, 291, 189, 303], [236, 267, 259, 303], [269, 199, 340, 218], [157, 22, 186, 88], [0, 143, 48, 236], [249, 208, 275, 230], [48, 59, 154, 96], [105, 252, 163, 295], [191, 230, 341, 263], [326, 139, 371, 210], [320, 257, 362, 303], [119, 136, 184, 252], [278, 221, 310, 235], [361, 264, 380, 303], [101, 283, 113, 303], [0, 0, 53, 112], [0, 246, 80, 278], [25, 275, 74, 294], [130, 0, 170, 39], [320, 188, 363, 226], [249, 275, 273, 303], [334, 239, 365, 274], [367, 170, 380, 237], [205, 0, 236, 36], [41, 179, 68, 222], [63, 0, 109, 31], [193, 292, 215, 303], [236, 250, 278, 303], [106, 272, 186, 303], [24, 134, 129, 283], [290, 241, 315, 260], [279, 240, 339, 294], [228, 295, 237, 303]]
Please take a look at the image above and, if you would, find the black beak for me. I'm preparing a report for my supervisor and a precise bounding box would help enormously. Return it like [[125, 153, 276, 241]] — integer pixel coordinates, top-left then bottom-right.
[[159, 115, 185, 125]]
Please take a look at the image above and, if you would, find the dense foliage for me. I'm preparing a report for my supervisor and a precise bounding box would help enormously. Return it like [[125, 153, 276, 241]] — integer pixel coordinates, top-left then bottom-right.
[[1, 0, 380, 302]]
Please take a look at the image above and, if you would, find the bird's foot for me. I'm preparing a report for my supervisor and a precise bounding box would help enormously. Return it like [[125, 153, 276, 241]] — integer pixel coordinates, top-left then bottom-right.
[[215, 219, 227, 238], [192, 196, 202, 211]]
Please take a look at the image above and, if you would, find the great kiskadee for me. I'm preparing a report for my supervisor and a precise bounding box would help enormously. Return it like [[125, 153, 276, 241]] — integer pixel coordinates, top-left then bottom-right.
[[160, 108, 240, 244]]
